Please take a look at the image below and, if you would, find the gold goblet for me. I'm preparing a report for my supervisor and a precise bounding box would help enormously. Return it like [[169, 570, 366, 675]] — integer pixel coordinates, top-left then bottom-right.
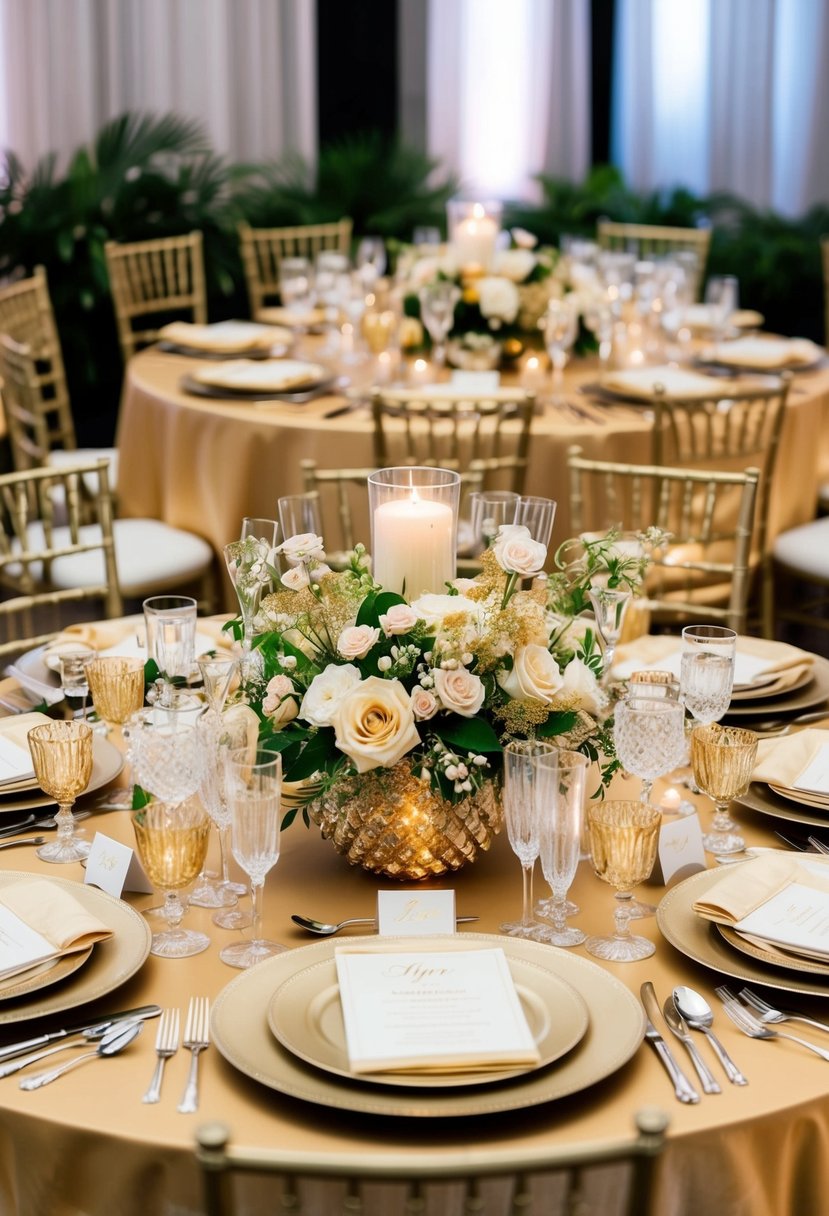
[[132, 798, 211, 958], [691, 724, 758, 855], [584, 800, 661, 962], [86, 657, 145, 809], [27, 720, 94, 863]]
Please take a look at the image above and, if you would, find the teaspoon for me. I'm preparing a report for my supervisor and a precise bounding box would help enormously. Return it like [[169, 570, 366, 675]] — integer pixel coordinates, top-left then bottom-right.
[[672, 986, 748, 1085], [19, 1021, 143, 1090], [292, 914, 480, 936]]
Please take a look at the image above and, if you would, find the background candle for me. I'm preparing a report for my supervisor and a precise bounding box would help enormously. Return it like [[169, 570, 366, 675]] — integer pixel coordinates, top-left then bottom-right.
[[454, 206, 498, 272], [373, 494, 454, 597]]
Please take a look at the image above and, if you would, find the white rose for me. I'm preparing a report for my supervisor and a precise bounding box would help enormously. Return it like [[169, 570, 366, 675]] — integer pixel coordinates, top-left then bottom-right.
[[411, 688, 439, 720], [331, 677, 421, 774], [511, 227, 538, 250], [262, 674, 298, 727], [493, 248, 536, 283], [452, 577, 478, 593], [497, 644, 564, 703], [281, 566, 310, 591], [410, 594, 480, 629], [379, 604, 419, 636], [433, 668, 485, 717], [277, 533, 326, 565], [492, 524, 547, 577], [337, 624, 380, 660], [560, 657, 606, 715], [547, 612, 593, 650], [300, 663, 362, 727], [476, 276, 519, 324]]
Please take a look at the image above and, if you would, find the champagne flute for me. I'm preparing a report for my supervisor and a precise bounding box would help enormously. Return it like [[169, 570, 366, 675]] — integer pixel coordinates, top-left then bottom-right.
[[132, 798, 211, 958], [500, 740, 554, 940], [277, 495, 323, 545], [85, 657, 146, 810], [543, 296, 578, 407], [584, 801, 661, 962], [223, 534, 275, 691], [220, 748, 285, 968], [197, 655, 238, 718], [418, 281, 461, 367], [27, 721, 93, 863], [691, 724, 758, 855], [589, 585, 631, 684], [535, 750, 587, 946], [680, 625, 737, 726]]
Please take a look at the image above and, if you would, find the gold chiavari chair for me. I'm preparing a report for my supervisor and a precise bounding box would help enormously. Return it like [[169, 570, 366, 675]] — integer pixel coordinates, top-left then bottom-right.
[[567, 445, 760, 634], [196, 1110, 668, 1216], [238, 219, 352, 320], [596, 220, 712, 299], [652, 373, 791, 637], [104, 231, 207, 364], [371, 388, 535, 495]]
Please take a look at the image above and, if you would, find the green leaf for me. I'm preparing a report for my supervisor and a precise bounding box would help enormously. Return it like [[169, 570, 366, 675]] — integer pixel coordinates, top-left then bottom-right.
[[536, 711, 579, 738], [285, 730, 337, 782], [131, 784, 152, 810], [433, 715, 502, 754]]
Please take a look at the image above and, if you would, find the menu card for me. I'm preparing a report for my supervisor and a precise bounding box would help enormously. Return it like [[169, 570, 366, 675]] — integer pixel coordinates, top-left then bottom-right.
[[735, 885, 829, 960], [334, 946, 541, 1075], [0, 879, 113, 981], [793, 745, 829, 796], [0, 734, 34, 785]]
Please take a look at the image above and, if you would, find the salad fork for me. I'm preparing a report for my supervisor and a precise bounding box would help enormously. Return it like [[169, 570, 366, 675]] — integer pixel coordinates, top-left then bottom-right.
[[737, 988, 829, 1035], [142, 1008, 180, 1104], [177, 997, 209, 1114], [716, 987, 829, 1061]]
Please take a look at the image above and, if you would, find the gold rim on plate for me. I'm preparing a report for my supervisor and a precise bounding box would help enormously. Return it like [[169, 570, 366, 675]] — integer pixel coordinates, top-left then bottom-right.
[[736, 782, 829, 831], [211, 933, 645, 1119], [267, 947, 589, 1090], [730, 667, 814, 702], [656, 868, 829, 999], [724, 655, 829, 719], [767, 783, 829, 811], [0, 735, 124, 812], [0, 945, 93, 1002], [0, 871, 151, 1025], [715, 923, 829, 978]]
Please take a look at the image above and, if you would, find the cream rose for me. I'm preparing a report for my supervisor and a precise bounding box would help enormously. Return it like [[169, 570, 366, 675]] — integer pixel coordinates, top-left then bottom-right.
[[492, 524, 547, 578], [379, 604, 419, 636], [277, 533, 326, 565], [300, 663, 361, 727], [331, 677, 421, 773], [560, 657, 605, 715], [476, 276, 520, 324], [281, 566, 309, 591], [337, 624, 380, 660], [262, 674, 298, 727], [493, 248, 536, 283], [409, 594, 480, 629], [433, 667, 485, 717], [411, 687, 439, 721], [497, 644, 563, 704]]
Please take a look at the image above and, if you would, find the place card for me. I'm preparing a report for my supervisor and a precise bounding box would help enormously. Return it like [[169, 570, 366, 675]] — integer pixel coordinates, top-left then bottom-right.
[[735, 884, 829, 959], [0, 734, 34, 785], [449, 370, 501, 393], [376, 890, 456, 936], [334, 946, 540, 1074], [84, 833, 153, 898], [648, 813, 706, 887], [793, 744, 829, 796]]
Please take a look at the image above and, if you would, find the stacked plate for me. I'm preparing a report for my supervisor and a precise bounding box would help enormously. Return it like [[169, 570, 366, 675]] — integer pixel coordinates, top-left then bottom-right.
[[183, 358, 334, 401], [211, 933, 645, 1118], [0, 713, 123, 817], [157, 320, 292, 359]]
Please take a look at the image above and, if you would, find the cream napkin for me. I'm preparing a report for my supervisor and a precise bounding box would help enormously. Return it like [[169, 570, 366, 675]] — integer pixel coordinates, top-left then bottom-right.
[[599, 366, 719, 400], [613, 634, 813, 684], [43, 614, 235, 660], [693, 853, 829, 925], [703, 337, 823, 369], [753, 728, 829, 787], [682, 306, 764, 331], [193, 359, 325, 393], [0, 710, 52, 752], [0, 879, 113, 980], [159, 320, 291, 353], [257, 305, 326, 329]]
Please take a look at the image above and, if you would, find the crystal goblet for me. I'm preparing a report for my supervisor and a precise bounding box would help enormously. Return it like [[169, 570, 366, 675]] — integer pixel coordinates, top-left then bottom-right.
[[691, 724, 758, 855], [584, 801, 661, 962], [27, 720, 93, 863], [680, 625, 737, 726], [129, 703, 206, 807], [132, 798, 211, 958], [85, 657, 145, 809]]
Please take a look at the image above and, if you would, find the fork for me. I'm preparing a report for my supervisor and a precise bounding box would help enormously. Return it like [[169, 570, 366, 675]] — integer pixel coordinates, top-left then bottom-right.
[[142, 1008, 180, 1104], [738, 987, 829, 1036], [177, 997, 209, 1114], [716, 986, 829, 1061]]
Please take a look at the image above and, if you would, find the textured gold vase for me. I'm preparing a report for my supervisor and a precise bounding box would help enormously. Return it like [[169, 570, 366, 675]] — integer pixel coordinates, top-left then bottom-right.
[[306, 761, 503, 880]]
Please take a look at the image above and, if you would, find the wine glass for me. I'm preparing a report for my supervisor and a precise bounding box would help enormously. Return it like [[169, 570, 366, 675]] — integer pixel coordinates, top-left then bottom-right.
[[543, 297, 578, 407], [704, 275, 739, 344], [27, 720, 93, 863], [223, 535, 275, 691], [219, 748, 286, 969], [58, 649, 94, 721], [500, 740, 554, 940], [513, 496, 557, 548], [356, 236, 387, 289], [680, 625, 737, 726], [418, 281, 461, 367], [132, 797, 211, 958], [279, 256, 314, 318], [468, 491, 518, 553], [535, 750, 588, 947], [584, 801, 661, 962], [589, 586, 632, 684], [85, 657, 146, 810], [691, 724, 758, 855], [277, 495, 323, 545], [143, 595, 198, 705]]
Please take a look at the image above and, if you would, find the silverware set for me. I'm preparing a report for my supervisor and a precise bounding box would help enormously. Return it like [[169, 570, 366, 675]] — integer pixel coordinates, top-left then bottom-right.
[[716, 985, 829, 1060], [640, 981, 749, 1103]]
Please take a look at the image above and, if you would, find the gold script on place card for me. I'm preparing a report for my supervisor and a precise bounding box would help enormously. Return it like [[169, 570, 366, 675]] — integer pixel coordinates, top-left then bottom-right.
[[393, 897, 442, 925]]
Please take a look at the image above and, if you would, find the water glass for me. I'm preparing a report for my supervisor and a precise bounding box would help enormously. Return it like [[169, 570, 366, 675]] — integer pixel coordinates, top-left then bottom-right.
[[129, 703, 206, 806], [513, 496, 557, 548], [58, 650, 94, 720], [691, 724, 758, 855], [704, 275, 739, 343], [468, 491, 518, 553], [279, 257, 314, 315], [143, 595, 198, 698], [132, 798, 211, 958], [543, 297, 578, 404], [584, 801, 661, 962], [614, 696, 687, 806], [277, 495, 323, 545], [680, 625, 737, 725], [500, 740, 554, 940], [535, 750, 588, 947]]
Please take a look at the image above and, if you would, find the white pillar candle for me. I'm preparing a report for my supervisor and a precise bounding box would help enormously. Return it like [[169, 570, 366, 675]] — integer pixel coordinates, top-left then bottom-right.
[[454, 205, 498, 272], [373, 492, 454, 598]]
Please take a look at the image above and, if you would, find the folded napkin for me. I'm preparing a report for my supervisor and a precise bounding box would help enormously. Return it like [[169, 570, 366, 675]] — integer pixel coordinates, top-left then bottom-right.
[[159, 320, 291, 353], [753, 728, 829, 789], [257, 305, 326, 329], [693, 853, 829, 925], [43, 614, 235, 660], [599, 366, 719, 400], [703, 337, 823, 369], [193, 359, 325, 393], [682, 306, 764, 331], [0, 878, 113, 980], [0, 711, 52, 777], [613, 633, 813, 686]]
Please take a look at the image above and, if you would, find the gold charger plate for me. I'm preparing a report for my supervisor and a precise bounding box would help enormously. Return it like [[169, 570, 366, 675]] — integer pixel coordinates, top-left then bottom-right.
[[212, 933, 645, 1119], [730, 666, 814, 702], [736, 781, 829, 831], [657, 868, 829, 999], [0, 946, 93, 1002], [267, 947, 589, 1089], [768, 783, 829, 811], [724, 655, 829, 719], [0, 735, 124, 814], [0, 871, 151, 1024], [715, 924, 829, 978]]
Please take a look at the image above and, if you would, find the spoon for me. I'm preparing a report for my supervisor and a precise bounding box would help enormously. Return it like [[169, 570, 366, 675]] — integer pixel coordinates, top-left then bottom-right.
[[0, 836, 45, 851], [0, 1020, 124, 1078], [292, 914, 480, 936], [19, 1021, 143, 1090], [672, 986, 748, 1086]]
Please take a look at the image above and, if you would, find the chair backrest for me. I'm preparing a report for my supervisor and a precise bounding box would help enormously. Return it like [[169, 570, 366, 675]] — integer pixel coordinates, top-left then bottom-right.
[[104, 231, 207, 364], [596, 220, 711, 299], [0, 458, 122, 655], [196, 1110, 668, 1216], [0, 266, 77, 460], [239, 218, 353, 319], [371, 388, 535, 494], [822, 235, 829, 349], [567, 445, 760, 633], [0, 333, 73, 469]]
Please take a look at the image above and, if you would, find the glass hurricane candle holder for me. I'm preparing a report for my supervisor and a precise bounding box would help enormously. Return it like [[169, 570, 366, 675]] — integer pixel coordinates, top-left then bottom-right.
[[27, 720, 94, 863], [368, 467, 460, 598]]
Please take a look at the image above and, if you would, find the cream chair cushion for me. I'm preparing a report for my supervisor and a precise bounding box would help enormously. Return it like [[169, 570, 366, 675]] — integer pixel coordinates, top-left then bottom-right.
[[773, 518, 829, 580], [46, 448, 120, 495]]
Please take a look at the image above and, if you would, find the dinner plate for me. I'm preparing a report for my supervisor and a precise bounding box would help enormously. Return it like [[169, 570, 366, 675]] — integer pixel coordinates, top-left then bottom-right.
[[656, 868, 829, 999], [20, 632, 226, 685], [267, 947, 589, 1089], [0, 946, 93, 1002], [723, 655, 829, 719], [211, 933, 645, 1119], [729, 666, 814, 702], [190, 359, 329, 395], [715, 924, 829, 978], [0, 735, 123, 815], [768, 783, 829, 811], [735, 781, 829, 831], [158, 341, 289, 360], [181, 374, 337, 403], [0, 871, 151, 1024]]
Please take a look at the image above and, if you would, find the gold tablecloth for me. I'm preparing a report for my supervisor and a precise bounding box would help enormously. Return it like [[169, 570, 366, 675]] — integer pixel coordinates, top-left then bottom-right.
[[115, 348, 829, 610], [1, 716, 829, 1215]]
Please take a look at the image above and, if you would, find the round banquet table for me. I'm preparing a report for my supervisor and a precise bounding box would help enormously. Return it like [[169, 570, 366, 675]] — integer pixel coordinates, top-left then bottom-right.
[[115, 345, 829, 611], [1, 704, 829, 1215]]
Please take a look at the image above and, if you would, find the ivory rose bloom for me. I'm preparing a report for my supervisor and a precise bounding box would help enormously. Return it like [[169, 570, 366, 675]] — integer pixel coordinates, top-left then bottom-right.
[[262, 675, 298, 727], [433, 668, 485, 717], [409, 594, 480, 629], [493, 525, 547, 578], [493, 248, 536, 283], [497, 644, 564, 704], [560, 657, 605, 715], [337, 625, 380, 660], [300, 663, 361, 727], [476, 276, 519, 325], [277, 533, 326, 565], [379, 604, 419, 636], [411, 687, 439, 720], [331, 677, 421, 774]]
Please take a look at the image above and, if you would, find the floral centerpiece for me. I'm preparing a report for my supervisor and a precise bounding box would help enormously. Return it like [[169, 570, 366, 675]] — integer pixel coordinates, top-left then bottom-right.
[[236, 520, 652, 880]]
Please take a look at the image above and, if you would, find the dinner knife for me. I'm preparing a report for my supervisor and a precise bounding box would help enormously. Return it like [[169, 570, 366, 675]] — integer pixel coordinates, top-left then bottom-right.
[[640, 982, 700, 1104], [0, 1004, 161, 1064], [662, 995, 721, 1094]]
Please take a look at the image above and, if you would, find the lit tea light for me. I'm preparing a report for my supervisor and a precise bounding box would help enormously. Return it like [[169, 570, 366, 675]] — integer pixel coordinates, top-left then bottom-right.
[[409, 357, 433, 385], [521, 354, 544, 392], [660, 787, 682, 815]]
